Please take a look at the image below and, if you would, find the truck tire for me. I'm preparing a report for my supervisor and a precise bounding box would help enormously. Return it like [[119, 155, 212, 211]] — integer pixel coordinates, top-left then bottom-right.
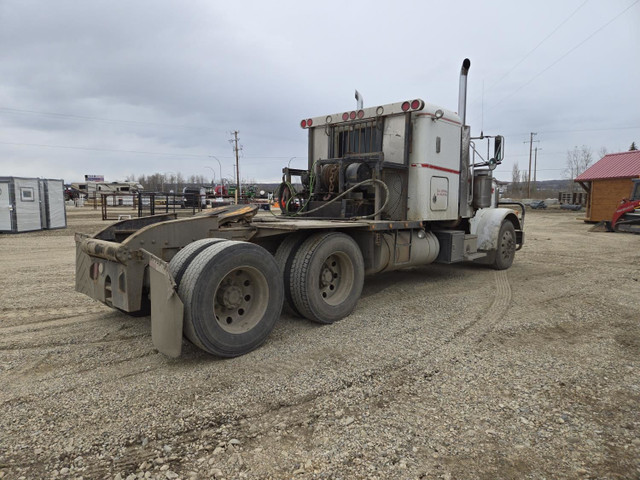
[[290, 232, 364, 324], [274, 233, 307, 316], [179, 241, 283, 357], [493, 220, 516, 270], [169, 238, 227, 288]]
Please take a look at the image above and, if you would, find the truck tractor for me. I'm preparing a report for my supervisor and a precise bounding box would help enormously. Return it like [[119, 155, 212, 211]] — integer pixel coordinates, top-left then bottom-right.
[[75, 59, 525, 358]]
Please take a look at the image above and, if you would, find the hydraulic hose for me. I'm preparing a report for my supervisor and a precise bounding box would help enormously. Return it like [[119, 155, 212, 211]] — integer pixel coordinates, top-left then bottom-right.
[[281, 178, 390, 220]]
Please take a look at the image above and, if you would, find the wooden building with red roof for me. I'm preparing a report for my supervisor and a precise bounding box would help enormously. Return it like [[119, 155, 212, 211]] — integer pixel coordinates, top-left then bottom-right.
[[575, 150, 640, 222]]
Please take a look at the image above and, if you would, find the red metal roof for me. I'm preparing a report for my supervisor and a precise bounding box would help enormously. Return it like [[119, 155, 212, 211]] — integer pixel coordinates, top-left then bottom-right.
[[575, 151, 640, 181]]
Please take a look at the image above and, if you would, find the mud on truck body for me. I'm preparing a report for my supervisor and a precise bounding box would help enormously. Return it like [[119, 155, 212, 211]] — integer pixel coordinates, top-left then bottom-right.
[[75, 59, 524, 358]]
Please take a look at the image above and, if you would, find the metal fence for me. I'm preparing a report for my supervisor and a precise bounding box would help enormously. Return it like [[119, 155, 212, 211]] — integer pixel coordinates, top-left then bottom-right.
[[100, 192, 204, 220]]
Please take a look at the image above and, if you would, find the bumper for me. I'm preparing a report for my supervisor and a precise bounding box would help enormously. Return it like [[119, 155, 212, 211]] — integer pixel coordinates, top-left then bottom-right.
[[74, 233, 147, 312]]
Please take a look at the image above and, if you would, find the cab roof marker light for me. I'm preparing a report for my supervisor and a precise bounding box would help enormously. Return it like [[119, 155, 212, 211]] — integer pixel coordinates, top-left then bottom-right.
[[304, 98, 426, 128]]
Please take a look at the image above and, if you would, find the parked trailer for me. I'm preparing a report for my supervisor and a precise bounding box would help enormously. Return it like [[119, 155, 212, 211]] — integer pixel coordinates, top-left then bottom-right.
[[75, 59, 525, 358]]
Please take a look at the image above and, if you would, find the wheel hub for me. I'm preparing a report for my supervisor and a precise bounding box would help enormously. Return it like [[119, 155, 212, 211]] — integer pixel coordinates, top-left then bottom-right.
[[220, 285, 243, 309], [210, 267, 270, 335], [320, 267, 334, 287]]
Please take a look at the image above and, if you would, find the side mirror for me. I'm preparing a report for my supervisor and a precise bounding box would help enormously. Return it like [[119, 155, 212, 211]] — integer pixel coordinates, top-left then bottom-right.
[[493, 135, 504, 163]]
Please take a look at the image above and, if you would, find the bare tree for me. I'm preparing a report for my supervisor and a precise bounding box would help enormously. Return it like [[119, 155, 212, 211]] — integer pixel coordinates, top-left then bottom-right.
[[511, 162, 521, 195], [520, 171, 529, 189], [149, 173, 165, 192], [565, 146, 593, 192], [598, 146, 608, 159]]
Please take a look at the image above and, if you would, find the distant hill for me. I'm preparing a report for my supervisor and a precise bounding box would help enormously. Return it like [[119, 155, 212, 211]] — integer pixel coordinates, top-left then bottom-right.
[[533, 179, 573, 191], [502, 179, 573, 191]]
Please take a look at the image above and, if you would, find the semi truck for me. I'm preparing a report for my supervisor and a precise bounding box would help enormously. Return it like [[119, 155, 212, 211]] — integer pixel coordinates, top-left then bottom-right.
[[75, 59, 524, 358]]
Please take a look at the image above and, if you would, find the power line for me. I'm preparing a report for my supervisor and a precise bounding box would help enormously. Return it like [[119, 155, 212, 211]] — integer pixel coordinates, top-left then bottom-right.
[[0, 139, 306, 161], [487, 0, 589, 92], [0, 106, 216, 132], [0, 140, 219, 158], [508, 151, 562, 157], [505, 125, 640, 137], [540, 125, 640, 134], [5, 101, 635, 140], [491, 0, 640, 110], [495, 167, 566, 171]]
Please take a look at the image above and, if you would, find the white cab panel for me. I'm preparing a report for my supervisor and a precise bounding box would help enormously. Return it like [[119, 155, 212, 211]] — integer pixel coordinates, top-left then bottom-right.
[[407, 104, 462, 221]]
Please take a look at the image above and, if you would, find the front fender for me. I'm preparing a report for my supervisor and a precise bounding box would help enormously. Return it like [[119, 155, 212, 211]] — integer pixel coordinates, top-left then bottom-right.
[[469, 207, 523, 251]]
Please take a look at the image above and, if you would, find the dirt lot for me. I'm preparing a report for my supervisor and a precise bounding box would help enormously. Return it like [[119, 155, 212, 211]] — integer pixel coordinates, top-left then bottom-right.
[[1, 207, 639, 480]]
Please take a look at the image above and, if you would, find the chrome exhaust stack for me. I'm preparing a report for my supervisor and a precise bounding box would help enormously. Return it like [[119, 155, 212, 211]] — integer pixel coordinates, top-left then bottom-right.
[[458, 58, 471, 126], [458, 58, 473, 218], [355, 89, 363, 110]]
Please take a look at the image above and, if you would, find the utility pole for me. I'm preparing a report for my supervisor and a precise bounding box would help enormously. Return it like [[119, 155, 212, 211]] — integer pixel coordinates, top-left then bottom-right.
[[524, 133, 538, 197], [534, 147, 542, 191], [231, 131, 242, 204]]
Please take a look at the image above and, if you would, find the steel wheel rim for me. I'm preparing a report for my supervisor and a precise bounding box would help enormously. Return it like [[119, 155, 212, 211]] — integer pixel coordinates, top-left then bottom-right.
[[213, 266, 269, 334], [501, 230, 515, 262], [318, 252, 354, 306]]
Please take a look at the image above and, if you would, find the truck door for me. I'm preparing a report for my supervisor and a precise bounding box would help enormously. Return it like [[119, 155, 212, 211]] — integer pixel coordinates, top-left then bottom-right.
[[0, 182, 11, 231]]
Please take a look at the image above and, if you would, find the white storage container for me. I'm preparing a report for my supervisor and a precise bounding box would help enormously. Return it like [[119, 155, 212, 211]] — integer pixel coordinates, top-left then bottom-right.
[[0, 177, 67, 233]]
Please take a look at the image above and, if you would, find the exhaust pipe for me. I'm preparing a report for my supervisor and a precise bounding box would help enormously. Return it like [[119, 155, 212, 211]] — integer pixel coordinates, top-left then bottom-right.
[[355, 89, 363, 110], [458, 58, 471, 126]]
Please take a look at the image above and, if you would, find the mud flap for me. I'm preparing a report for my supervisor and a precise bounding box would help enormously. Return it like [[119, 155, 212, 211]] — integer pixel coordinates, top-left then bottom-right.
[[148, 253, 184, 358]]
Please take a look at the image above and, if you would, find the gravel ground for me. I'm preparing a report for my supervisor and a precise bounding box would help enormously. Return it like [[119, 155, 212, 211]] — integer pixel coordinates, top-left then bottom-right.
[[0, 207, 639, 480]]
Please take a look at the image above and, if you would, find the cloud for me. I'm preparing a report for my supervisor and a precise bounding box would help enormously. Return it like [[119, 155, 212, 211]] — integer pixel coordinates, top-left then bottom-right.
[[0, 0, 638, 184]]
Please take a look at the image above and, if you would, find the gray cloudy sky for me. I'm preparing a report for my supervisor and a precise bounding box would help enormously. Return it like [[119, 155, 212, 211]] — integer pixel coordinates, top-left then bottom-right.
[[0, 0, 638, 184]]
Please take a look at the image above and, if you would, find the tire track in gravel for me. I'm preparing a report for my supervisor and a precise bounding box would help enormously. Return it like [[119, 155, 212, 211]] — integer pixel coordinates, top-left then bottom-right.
[[4, 268, 513, 478], [120, 273, 513, 477], [0, 311, 138, 351], [114, 269, 515, 467], [0, 308, 116, 333], [0, 348, 161, 406], [231, 270, 514, 429], [446, 269, 511, 345], [477, 270, 512, 339], [0, 333, 148, 351]]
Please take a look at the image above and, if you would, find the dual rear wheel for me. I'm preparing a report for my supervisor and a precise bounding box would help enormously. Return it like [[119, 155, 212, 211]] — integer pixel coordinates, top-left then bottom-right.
[[171, 240, 283, 357], [171, 232, 365, 357], [284, 232, 364, 324]]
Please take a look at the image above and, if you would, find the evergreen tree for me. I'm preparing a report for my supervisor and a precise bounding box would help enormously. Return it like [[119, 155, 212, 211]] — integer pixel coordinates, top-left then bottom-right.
[[630, 142, 638, 151]]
